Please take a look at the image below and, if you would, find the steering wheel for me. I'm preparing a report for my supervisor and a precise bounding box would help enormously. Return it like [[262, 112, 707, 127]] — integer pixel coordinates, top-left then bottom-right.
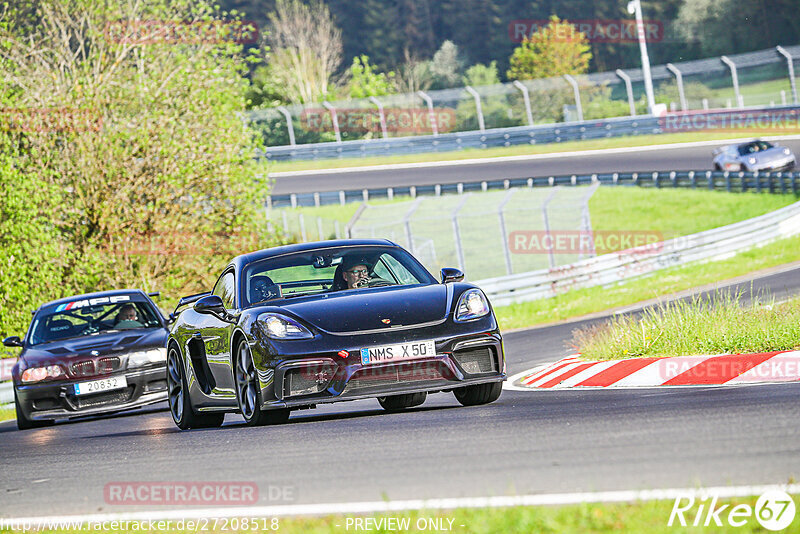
[[367, 278, 394, 288]]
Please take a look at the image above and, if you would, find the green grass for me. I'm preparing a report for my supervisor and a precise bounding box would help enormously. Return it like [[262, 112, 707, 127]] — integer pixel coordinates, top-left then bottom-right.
[[276, 185, 799, 240], [494, 232, 800, 332], [573, 293, 800, 361], [0, 406, 15, 423], [24, 494, 800, 533], [266, 131, 776, 173]]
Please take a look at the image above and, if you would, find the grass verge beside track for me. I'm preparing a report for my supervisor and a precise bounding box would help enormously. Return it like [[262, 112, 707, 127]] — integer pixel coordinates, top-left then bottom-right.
[[573, 293, 800, 361], [13, 494, 795, 533], [494, 233, 800, 331], [266, 131, 796, 173], [0, 406, 14, 423]]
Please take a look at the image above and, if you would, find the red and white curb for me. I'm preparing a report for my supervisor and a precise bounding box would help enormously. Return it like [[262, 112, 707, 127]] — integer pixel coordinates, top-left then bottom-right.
[[506, 350, 800, 390]]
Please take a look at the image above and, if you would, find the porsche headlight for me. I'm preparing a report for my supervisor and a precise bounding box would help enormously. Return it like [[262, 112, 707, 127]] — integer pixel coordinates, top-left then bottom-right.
[[454, 289, 490, 322], [21, 365, 65, 383], [783, 148, 791, 156], [128, 348, 167, 368], [258, 313, 313, 340], [748, 157, 757, 165]]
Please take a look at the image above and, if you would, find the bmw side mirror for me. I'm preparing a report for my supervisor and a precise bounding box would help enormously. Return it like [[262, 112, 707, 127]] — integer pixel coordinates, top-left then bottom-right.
[[194, 295, 227, 316], [3, 336, 23, 348], [441, 268, 465, 284]]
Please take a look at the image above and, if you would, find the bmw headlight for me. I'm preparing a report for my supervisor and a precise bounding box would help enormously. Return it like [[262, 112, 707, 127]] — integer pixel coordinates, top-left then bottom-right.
[[128, 348, 167, 368], [257, 313, 313, 340], [454, 289, 491, 322], [21, 365, 65, 383]]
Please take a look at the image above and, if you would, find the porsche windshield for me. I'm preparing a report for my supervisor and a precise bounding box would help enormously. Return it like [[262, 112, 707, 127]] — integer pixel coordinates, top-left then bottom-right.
[[243, 246, 436, 306], [28, 296, 161, 345]]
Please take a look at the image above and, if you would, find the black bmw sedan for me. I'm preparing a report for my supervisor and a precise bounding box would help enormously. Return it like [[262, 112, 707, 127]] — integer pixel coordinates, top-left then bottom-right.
[[3, 289, 170, 429], [166, 239, 505, 429]]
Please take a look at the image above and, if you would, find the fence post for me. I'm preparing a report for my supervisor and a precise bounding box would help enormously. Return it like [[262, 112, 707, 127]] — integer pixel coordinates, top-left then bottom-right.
[[317, 217, 324, 240], [776, 46, 798, 104], [497, 189, 516, 275], [541, 188, 559, 269], [512, 80, 534, 125], [720, 56, 743, 108], [368, 96, 388, 139], [665, 63, 687, 111], [417, 91, 438, 136], [276, 106, 296, 146], [344, 203, 367, 238], [339, 190, 346, 205], [298, 213, 307, 241], [322, 101, 342, 143], [402, 198, 423, 255], [464, 86, 486, 132], [281, 210, 289, 233], [615, 69, 636, 116], [563, 74, 583, 122], [451, 194, 471, 272]]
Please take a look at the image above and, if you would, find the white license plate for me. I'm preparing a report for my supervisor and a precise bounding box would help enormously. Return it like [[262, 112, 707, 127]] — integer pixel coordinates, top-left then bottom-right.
[[74, 376, 127, 396], [360, 340, 435, 366]]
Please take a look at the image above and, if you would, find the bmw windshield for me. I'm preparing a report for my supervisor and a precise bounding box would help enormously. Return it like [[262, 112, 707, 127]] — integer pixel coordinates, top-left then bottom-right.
[[28, 295, 162, 346]]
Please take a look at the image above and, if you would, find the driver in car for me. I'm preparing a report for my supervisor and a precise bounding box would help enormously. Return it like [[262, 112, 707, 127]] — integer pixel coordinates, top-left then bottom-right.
[[114, 304, 142, 329], [342, 261, 371, 289]]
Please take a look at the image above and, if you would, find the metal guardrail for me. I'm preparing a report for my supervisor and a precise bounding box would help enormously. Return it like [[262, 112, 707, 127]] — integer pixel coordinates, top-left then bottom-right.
[[260, 103, 800, 162], [476, 198, 800, 307], [253, 45, 800, 161], [269, 169, 800, 208]]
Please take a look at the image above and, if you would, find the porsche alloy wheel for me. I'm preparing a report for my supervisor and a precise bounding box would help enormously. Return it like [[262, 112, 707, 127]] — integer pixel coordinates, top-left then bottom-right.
[[168, 345, 224, 430], [235, 339, 289, 426]]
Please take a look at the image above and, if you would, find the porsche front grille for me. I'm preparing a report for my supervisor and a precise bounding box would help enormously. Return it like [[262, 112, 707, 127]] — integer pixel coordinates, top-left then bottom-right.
[[344, 362, 444, 393], [452, 347, 496, 375]]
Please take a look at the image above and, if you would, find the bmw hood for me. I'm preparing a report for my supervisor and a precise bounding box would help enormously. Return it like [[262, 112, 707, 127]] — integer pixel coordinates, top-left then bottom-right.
[[278, 284, 450, 333], [20, 328, 167, 368]]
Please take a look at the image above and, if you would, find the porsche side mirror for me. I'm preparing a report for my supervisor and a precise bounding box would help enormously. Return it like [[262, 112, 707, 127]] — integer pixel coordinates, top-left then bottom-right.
[[440, 268, 465, 284], [3, 336, 23, 348], [194, 295, 227, 316]]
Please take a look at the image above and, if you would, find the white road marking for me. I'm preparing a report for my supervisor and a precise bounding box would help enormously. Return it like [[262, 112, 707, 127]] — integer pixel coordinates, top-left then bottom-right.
[[269, 134, 800, 177], [4, 484, 799, 524]]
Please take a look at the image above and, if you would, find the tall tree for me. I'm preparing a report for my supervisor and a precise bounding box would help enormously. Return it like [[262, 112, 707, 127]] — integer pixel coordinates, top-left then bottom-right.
[[507, 15, 592, 80], [266, 0, 343, 103]]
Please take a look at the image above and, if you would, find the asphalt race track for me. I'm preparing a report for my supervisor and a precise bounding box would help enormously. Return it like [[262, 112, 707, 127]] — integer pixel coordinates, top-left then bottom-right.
[[270, 138, 800, 195], [2, 264, 799, 518]]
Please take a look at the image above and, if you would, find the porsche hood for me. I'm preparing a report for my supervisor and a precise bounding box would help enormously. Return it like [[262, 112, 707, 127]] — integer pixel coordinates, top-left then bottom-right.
[[278, 284, 451, 333]]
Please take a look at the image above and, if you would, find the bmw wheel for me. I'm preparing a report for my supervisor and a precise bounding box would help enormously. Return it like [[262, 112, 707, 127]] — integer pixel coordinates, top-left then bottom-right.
[[167, 345, 224, 430], [235, 339, 289, 426], [14, 390, 52, 430]]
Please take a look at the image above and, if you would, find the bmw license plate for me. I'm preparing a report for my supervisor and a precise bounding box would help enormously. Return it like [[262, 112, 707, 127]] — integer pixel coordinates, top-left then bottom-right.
[[360, 340, 435, 366], [74, 376, 127, 396]]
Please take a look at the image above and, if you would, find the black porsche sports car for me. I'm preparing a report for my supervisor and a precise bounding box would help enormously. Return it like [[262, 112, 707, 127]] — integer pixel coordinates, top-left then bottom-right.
[[3, 289, 170, 429], [166, 239, 505, 429]]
